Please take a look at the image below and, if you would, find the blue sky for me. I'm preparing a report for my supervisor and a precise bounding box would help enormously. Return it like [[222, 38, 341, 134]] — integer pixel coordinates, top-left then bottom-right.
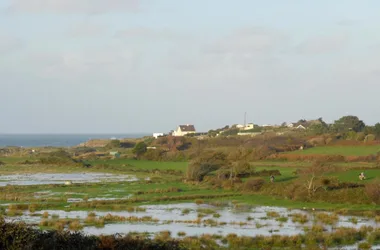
[[1, 0, 380, 133]]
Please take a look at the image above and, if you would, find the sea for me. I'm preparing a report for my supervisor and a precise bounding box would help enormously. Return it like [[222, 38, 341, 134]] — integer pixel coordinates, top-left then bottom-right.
[[0, 134, 150, 148]]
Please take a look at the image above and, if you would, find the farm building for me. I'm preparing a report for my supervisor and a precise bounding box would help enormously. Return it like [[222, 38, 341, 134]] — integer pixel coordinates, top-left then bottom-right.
[[173, 124, 196, 136]]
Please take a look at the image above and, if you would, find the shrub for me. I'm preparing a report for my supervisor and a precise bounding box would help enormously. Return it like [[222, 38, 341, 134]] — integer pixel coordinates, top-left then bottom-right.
[[186, 152, 229, 181], [195, 199, 204, 205], [177, 231, 186, 237], [29, 204, 38, 213], [358, 242, 372, 250], [365, 182, 380, 204], [242, 178, 266, 192]]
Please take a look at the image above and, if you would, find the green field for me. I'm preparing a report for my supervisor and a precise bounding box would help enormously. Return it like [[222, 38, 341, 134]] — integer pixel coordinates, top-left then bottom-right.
[[90, 159, 188, 172], [1, 153, 380, 212], [327, 169, 380, 183], [287, 145, 380, 156], [254, 166, 297, 182]]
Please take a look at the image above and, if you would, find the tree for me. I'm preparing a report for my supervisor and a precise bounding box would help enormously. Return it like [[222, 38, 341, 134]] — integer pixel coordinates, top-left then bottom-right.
[[374, 123, 380, 137], [186, 151, 229, 181], [297, 162, 332, 197], [333, 115, 365, 133], [132, 142, 147, 157], [221, 128, 239, 136], [309, 123, 328, 135], [223, 148, 250, 180]]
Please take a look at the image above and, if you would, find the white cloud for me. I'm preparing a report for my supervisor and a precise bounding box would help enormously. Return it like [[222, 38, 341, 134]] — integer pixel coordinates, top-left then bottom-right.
[[337, 19, 359, 26], [8, 0, 139, 13], [296, 33, 349, 54], [202, 27, 287, 55], [25, 46, 142, 83], [0, 35, 23, 55], [164, 27, 289, 85], [67, 22, 108, 37], [115, 27, 188, 41]]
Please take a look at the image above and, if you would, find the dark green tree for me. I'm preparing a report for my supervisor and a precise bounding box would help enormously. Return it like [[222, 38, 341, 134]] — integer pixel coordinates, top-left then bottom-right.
[[373, 123, 380, 137], [132, 142, 147, 157], [309, 119, 329, 135], [186, 152, 229, 181], [333, 115, 365, 133]]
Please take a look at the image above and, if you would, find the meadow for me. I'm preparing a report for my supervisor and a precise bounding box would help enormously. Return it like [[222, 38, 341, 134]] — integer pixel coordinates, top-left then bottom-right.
[[287, 145, 380, 156], [1, 143, 380, 249]]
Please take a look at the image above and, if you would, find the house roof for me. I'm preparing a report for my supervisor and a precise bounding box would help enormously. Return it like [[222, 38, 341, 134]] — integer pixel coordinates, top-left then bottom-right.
[[291, 119, 322, 129], [179, 125, 196, 132]]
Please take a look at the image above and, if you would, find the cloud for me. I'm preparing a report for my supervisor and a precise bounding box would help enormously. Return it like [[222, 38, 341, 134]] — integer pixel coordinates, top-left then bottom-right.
[[115, 27, 187, 41], [67, 22, 108, 37], [202, 27, 287, 56], [167, 27, 288, 80], [0, 35, 23, 55], [337, 19, 359, 26], [296, 33, 349, 54], [8, 0, 140, 14], [25, 46, 142, 83]]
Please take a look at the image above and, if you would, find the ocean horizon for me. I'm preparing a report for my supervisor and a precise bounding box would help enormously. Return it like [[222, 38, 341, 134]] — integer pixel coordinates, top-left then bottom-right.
[[0, 133, 150, 148]]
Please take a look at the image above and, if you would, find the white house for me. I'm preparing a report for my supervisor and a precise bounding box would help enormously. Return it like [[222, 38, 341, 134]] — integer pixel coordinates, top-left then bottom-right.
[[153, 133, 164, 139], [173, 124, 196, 136], [287, 123, 294, 128], [296, 125, 306, 130], [243, 123, 255, 130]]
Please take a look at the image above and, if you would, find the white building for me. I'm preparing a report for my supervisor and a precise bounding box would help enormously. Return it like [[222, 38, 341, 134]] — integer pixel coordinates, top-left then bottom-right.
[[173, 125, 196, 136], [243, 123, 255, 130], [153, 133, 164, 139]]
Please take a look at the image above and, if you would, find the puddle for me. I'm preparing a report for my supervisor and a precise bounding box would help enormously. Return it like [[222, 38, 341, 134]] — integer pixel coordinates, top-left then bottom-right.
[[67, 196, 133, 203], [0, 173, 138, 186], [6, 204, 379, 239]]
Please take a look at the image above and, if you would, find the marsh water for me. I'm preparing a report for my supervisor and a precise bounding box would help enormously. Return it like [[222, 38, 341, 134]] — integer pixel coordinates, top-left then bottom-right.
[[6, 203, 378, 238], [1, 173, 379, 250], [0, 173, 138, 186]]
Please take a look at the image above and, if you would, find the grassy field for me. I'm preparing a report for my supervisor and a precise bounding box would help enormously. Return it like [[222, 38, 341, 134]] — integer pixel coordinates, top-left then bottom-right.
[[254, 166, 297, 182], [1, 154, 380, 212], [327, 169, 380, 183], [90, 159, 188, 172], [287, 145, 380, 156]]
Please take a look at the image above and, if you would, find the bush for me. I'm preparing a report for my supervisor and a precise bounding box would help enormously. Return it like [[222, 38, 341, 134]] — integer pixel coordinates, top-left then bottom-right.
[[242, 178, 266, 192], [186, 151, 228, 181], [105, 140, 121, 149], [365, 182, 380, 204], [132, 142, 147, 157]]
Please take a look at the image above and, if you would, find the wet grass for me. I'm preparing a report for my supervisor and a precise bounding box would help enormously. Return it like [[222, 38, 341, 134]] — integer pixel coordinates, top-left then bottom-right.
[[266, 211, 280, 218], [291, 213, 309, 224], [286, 145, 380, 156], [5, 216, 380, 249], [315, 212, 339, 225], [181, 208, 191, 215], [276, 217, 288, 223], [89, 159, 188, 172], [196, 208, 215, 215]]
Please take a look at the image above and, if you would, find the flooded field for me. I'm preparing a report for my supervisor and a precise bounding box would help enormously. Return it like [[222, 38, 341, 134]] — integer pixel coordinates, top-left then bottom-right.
[[5, 203, 379, 239], [0, 173, 138, 186]]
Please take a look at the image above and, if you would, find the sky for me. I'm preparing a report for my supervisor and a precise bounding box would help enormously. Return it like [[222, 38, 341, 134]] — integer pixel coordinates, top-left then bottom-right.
[[1, 0, 380, 134]]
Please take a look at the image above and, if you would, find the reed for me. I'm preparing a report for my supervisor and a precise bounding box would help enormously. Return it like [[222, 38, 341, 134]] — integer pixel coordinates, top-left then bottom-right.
[[68, 220, 83, 231], [291, 213, 309, 224], [177, 231, 186, 237]]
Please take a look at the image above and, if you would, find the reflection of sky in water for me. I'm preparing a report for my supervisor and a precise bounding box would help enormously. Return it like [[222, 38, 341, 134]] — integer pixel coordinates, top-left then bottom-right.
[[7, 204, 380, 239], [0, 173, 138, 186]]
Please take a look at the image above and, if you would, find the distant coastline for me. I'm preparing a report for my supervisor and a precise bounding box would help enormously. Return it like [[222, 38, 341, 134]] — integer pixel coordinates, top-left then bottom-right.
[[0, 134, 150, 148]]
